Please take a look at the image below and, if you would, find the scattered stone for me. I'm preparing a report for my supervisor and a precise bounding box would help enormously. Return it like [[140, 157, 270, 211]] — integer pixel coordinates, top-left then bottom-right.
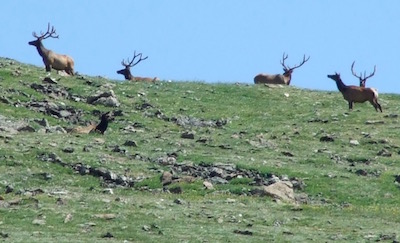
[[25, 100, 84, 123], [233, 229, 253, 236], [209, 176, 228, 184], [365, 120, 385, 125], [161, 171, 173, 186], [101, 232, 114, 238], [0, 232, 8, 238], [384, 114, 398, 118], [123, 140, 138, 147], [377, 149, 392, 157], [226, 198, 236, 203], [102, 188, 114, 194], [87, 90, 120, 107], [32, 219, 46, 225], [46, 125, 67, 134], [263, 181, 295, 203], [355, 169, 368, 176], [111, 145, 127, 154], [56, 197, 66, 205], [30, 83, 69, 98], [17, 125, 35, 132], [94, 214, 116, 220], [349, 140, 359, 146], [181, 131, 195, 139], [0, 96, 11, 104], [34, 118, 49, 127], [203, 181, 214, 190], [281, 151, 294, 157], [394, 175, 400, 183], [5, 185, 13, 194], [35, 172, 52, 181], [62, 147, 75, 153], [142, 225, 151, 231], [320, 135, 335, 142], [64, 213, 73, 223], [377, 233, 396, 241], [173, 198, 185, 205], [308, 118, 329, 123], [171, 116, 228, 128], [43, 77, 58, 84]]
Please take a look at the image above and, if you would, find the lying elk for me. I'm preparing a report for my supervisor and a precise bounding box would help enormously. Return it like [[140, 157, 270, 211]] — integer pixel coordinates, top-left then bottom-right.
[[351, 61, 376, 87], [28, 23, 74, 75], [327, 73, 382, 112], [254, 53, 310, 85], [117, 51, 158, 82], [70, 111, 114, 134]]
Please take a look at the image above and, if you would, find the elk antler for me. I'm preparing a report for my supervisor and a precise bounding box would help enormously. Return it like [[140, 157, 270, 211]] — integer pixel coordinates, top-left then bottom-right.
[[280, 53, 310, 71], [351, 61, 376, 83], [280, 53, 290, 70], [121, 51, 149, 67], [32, 23, 59, 40], [290, 54, 310, 71]]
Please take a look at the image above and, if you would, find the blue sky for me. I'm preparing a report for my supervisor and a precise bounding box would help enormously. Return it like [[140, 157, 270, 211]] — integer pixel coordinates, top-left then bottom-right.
[[1, 1, 399, 93]]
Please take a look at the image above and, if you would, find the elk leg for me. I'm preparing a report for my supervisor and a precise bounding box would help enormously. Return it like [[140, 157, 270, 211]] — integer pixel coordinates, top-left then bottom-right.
[[377, 103, 382, 112], [369, 100, 382, 112], [45, 65, 51, 72], [66, 68, 74, 76], [348, 102, 353, 110]]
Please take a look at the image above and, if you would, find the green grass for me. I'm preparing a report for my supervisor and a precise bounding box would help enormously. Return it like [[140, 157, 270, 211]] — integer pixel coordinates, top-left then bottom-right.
[[1, 57, 400, 242]]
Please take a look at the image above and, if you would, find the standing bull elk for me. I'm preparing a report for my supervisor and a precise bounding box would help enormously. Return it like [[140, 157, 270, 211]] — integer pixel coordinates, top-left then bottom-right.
[[254, 53, 310, 85], [327, 73, 382, 112], [351, 61, 376, 87], [28, 23, 74, 75], [117, 51, 158, 82]]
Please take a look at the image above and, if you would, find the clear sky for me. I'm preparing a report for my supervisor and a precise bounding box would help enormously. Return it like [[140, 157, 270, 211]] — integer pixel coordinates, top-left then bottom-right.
[[1, 1, 399, 93]]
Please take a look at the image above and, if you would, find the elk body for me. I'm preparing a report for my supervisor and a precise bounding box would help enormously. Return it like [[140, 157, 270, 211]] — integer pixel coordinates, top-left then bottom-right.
[[28, 23, 74, 75], [351, 61, 376, 87], [117, 51, 158, 82], [327, 73, 382, 112], [254, 53, 310, 85]]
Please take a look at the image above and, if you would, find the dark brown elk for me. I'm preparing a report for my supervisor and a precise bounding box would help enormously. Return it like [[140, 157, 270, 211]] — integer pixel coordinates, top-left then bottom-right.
[[254, 53, 310, 85], [28, 23, 74, 75], [351, 61, 376, 87], [327, 73, 382, 112], [117, 51, 158, 82]]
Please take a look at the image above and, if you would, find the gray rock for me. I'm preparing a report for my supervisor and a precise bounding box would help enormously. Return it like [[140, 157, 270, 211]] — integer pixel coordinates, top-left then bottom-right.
[[263, 181, 295, 203], [5, 185, 13, 194], [181, 131, 195, 139], [123, 140, 138, 147]]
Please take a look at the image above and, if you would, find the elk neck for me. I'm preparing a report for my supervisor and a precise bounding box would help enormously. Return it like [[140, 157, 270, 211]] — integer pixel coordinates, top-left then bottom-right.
[[95, 114, 110, 134], [32, 40, 50, 58], [283, 70, 292, 85], [328, 74, 348, 93]]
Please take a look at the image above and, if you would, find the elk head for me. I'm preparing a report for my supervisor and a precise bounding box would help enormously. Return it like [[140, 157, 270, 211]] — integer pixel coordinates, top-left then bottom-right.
[[280, 53, 310, 76], [117, 51, 148, 80], [28, 23, 59, 47], [351, 61, 376, 87]]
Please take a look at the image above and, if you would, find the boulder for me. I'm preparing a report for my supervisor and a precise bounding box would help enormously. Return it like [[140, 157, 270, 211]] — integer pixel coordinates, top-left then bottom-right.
[[263, 181, 295, 203]]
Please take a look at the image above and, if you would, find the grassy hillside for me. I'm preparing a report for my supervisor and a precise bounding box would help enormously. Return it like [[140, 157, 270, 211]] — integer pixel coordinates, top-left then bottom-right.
[[1, 57, 400, 242]]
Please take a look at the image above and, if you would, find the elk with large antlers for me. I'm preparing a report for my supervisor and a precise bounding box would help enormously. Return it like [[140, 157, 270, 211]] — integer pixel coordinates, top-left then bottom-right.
[[351, 61, 376, 87], [327, 72, 382, 112], [28, 23, 74, 75], [254, 53, 310, 85], [117, 51, 158, 82]]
